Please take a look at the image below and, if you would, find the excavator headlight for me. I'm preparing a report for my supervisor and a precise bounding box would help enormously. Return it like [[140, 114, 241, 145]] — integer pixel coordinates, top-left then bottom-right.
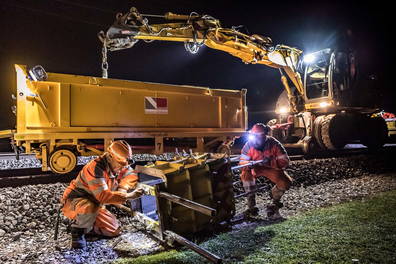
[[275, 106, 289, 115], [278, 107, 289, 114], [28, 65, 48, 81], [319, 101, 331, 108], [303, 53, 316, 64]]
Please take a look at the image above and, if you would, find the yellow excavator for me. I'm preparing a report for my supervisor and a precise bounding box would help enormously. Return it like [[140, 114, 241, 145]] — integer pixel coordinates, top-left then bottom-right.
[[98, 7, 389, 153]]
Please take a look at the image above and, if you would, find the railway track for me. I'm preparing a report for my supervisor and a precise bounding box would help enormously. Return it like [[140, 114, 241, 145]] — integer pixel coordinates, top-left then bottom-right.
[[0, 152, 34, 158], [0, 167, 81, 187], [0, 160, 151, 187], [1, 144, 395, 188]]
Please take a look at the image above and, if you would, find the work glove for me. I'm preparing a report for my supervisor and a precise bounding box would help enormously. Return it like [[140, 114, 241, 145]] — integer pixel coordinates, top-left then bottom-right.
[[126, 187, 145, 200], [240, 160, 264, 170], [255, 157, 273, 167]]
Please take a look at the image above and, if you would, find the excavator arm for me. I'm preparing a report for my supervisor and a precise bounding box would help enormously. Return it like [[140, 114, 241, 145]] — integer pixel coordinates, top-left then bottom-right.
[[99, 7, 305, 112]]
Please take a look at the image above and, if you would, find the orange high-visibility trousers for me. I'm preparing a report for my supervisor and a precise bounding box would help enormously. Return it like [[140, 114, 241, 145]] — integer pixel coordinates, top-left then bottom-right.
[[62, 198, 121, 237], [241, 166, 292, 191]]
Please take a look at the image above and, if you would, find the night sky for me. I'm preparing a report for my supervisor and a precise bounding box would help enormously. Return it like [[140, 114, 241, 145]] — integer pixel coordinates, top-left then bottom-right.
[[0, 0, 393, 130]]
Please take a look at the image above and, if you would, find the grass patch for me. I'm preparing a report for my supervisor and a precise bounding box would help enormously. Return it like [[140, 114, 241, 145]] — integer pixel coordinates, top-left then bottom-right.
[[115, 190, 396, 264]]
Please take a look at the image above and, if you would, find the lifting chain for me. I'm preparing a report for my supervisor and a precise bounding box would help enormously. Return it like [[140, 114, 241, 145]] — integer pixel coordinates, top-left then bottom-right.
[[101, 40, 109, 78]]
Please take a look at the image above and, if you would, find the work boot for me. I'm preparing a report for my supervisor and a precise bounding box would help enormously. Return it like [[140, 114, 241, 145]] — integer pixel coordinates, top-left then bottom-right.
[[243, 193, 259, 217], [71, 227, 87, 249], [84, 228, 100, 242], [243, 206, 259, 218], [242, 181, 258, 218], [247, 193, 256, 209], [266, 203, 282, 220]]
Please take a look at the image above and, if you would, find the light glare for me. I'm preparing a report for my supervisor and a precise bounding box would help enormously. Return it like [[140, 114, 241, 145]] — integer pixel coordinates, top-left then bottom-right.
[[279, 107, 288, 114], [319, 101, 330, 108], [303, 53, 316, 63]]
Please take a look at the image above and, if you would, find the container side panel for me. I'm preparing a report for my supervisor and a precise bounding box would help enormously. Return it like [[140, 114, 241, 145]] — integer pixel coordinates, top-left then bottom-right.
[[221, 97, 244, 128], [25, 83, 60, 128], [70, 84, 154, 127], [70, 84, 221, 128]]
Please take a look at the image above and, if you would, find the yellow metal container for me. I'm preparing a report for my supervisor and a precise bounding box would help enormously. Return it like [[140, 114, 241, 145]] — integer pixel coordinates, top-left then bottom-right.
[[145, 155, 234, 235], [132, 154, 235, 240], [153, 161, 196, 234], [387, 119, 396, 136], [206, 155, 235, 223], [7, 65, 247, 173], [15, 64, 246, 132], [174, 158, 214, 232]]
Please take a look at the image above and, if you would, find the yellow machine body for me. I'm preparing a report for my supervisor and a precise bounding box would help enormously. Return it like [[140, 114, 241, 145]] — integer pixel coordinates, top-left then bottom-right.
[[133, 154, 235, 236], [15, 64, 246, 132], [3, 65, 247, 173]]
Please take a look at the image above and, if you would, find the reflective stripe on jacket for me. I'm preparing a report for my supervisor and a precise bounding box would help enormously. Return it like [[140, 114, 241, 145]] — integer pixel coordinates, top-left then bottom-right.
[[62, 155, 138, 205], [240, 136, 290, 169]]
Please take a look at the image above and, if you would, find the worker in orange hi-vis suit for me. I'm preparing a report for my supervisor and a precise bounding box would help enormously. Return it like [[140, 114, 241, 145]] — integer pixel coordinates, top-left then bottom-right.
[[61, 140, 144, 249], [239, 123, 292, 219]]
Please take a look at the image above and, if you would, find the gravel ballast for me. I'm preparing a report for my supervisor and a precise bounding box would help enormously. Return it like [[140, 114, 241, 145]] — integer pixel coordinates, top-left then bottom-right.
[[0, 153, 177, 171], [0, 152, 395, 263]]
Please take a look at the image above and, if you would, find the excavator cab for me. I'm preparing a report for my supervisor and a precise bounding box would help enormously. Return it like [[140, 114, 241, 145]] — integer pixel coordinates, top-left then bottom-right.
[[302, 48, 356, 111], [304, 49, 331, 99], [303, 49, 334, 110]]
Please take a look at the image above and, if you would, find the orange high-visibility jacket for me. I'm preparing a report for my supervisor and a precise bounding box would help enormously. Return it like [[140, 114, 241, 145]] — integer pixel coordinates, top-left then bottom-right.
[[240, 136, 290, 169], [62, 155, 138, 205]]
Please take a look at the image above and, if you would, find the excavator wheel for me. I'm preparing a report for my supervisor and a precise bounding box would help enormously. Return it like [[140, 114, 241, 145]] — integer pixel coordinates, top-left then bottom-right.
[[321, 114, 350, 150], [360, 116, 388, 151], [49, 147, 78, 174], [313, 115, 326, 150], [302, 136, 321, 156], [313, 114, 349, 150]]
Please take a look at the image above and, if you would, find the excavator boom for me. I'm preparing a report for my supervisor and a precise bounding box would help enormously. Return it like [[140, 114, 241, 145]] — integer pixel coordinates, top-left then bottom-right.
[[98, 7, 390, 153], [99, 7, 304, 111]]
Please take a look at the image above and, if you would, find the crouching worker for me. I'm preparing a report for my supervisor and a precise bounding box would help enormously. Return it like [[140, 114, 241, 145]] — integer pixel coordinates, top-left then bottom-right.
[[239, 123, 292, 219], [61, 140, 144, 249]]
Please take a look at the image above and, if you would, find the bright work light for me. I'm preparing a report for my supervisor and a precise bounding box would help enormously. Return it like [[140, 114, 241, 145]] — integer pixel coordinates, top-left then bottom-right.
[[303, 53, 316, 63], [248, 134, 256, 141], [319, 101, 331, 108], [278, 107, 289, 114]]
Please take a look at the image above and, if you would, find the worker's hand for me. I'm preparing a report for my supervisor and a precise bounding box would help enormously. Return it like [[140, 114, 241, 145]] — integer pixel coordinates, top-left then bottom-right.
[[126, 187, 145, 200], [241, 165, 252, 171], [256, 157, 273, 167]]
